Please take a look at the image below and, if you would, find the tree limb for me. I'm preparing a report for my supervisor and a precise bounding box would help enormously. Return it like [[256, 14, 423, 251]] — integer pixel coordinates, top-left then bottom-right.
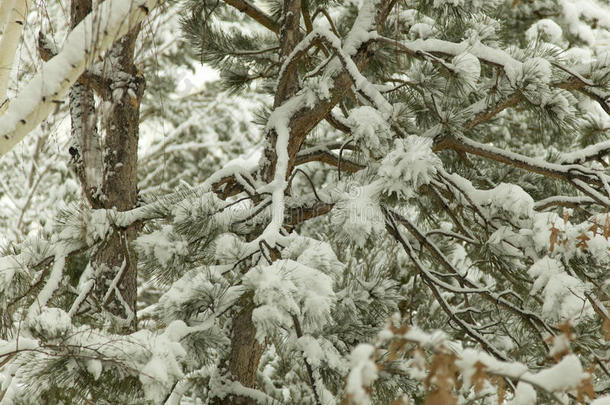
[[38, 32, 112, 100], [0, 0, 164, 158], [222, 0, 280, 34]]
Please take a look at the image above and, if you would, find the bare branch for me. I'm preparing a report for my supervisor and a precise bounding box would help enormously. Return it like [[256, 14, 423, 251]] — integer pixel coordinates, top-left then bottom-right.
[[222, 0, 280, 33]]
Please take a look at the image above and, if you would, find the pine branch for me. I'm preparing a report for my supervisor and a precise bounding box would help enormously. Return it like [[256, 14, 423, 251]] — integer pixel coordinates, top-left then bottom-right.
[[222, 0, 280, 33], [291, 314, 322, 405], [295, 148, 364, 173], [434, 134, 610, 198]]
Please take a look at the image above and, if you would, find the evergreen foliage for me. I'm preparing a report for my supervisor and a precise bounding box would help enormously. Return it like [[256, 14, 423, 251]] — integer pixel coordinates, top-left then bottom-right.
[[0, 0, 610, 404]]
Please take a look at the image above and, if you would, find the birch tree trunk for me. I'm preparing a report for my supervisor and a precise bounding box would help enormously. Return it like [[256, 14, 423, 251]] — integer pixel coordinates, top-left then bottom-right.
[[0, 0, 29, 108]]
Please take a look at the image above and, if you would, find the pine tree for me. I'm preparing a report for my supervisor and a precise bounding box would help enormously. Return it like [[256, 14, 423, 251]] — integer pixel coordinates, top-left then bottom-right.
[[1, 0, 610, 404]]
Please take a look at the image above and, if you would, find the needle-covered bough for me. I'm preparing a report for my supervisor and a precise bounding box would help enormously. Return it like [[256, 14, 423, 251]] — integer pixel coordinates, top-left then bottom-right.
[[1, 0, 610, 404]]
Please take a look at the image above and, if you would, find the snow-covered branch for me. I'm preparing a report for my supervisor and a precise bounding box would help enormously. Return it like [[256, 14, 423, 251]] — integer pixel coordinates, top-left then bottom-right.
[[0, 0, 165, 158], [346, 319, 603, 405]]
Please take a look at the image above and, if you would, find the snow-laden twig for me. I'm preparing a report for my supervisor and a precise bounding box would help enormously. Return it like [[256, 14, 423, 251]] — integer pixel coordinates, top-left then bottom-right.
[[360, 320, 598, 405], [437, 134, 610, 198], [26, 250, 67, 320], [560, 139, 610, 164]]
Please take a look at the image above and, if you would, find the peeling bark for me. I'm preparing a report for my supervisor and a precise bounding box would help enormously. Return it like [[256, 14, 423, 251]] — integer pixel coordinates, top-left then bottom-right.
[[69, 0, 104, 206]]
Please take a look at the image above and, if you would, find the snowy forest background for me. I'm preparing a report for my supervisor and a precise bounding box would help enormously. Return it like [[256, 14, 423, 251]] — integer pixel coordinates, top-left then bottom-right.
[[0, 0, 609, 404]]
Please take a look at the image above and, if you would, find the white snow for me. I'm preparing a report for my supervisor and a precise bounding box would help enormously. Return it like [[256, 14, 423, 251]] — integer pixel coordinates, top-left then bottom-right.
[[342, 0, 381, 56], [379, 136, 442, 198], [528, 257, 592, 321], [559, 0, 610, 46], [136, 225, 188, 268], [0, 255, 22, 294], [29, 307, 71, 337], [506, 382, 536, 405], [451, 52, 481, 91], [86, 359, 103, 380], [409, 23, 434, 39], [346, 106, 393, 157], [345, 344, 378, 405], [244, 259, 336, 341], [526, 354, 588, 392], [26, 251, 66, 320], [526, 19, 564, 45], [446, 173, 535, 219], [332, 181, 385, 247]]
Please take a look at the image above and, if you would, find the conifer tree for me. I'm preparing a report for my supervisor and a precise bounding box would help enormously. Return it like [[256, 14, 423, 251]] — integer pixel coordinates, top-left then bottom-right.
[[0, 0, 610, 404]]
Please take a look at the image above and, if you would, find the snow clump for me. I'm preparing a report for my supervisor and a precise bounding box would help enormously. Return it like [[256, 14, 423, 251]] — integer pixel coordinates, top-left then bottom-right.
[[379, 136, 442, 198]]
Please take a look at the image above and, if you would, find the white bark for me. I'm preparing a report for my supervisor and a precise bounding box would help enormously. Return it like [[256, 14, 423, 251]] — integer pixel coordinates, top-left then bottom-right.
[[0, 0, 16, 35], [0, 0, 165, 158], [0, 0, 28, 106]]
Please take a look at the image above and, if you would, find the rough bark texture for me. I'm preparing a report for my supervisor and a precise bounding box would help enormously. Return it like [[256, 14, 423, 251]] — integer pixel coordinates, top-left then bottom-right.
[[227, 297, 264, 401], [91, 28, 143, 331], [68, 0, 143, 332], [68, 0, 105, 204], [69, 81, 100, 203]]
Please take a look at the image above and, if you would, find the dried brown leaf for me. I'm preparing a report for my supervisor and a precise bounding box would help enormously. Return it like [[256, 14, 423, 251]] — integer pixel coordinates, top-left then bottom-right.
[[493, 376, 506, 405], [577, 364, 596, 403], [549, 223, 560, 253], [471, 361, 489, 394], [576, 232, 590, 252]]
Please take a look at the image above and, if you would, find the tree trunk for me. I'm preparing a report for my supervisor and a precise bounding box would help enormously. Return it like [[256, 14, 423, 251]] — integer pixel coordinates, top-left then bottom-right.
[[68, 0, 143, 332], [68, 0, 103, 206], [90, 28, 143, 331], [0, 0, 29, 106], [218, 1, 302, 403]]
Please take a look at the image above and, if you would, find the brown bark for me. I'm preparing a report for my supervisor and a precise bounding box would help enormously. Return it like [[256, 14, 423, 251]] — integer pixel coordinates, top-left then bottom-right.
[[90, 28, 144, 331], [225, 298, 264, 405], [223, 0, 280, 34], [209, 296, 264, 405], [262, 0, 303, 183], [215, 2, 396, 402], [68, 0, 143, 332], [218, 2, 303, 403], [263, 0, 396, 184]]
